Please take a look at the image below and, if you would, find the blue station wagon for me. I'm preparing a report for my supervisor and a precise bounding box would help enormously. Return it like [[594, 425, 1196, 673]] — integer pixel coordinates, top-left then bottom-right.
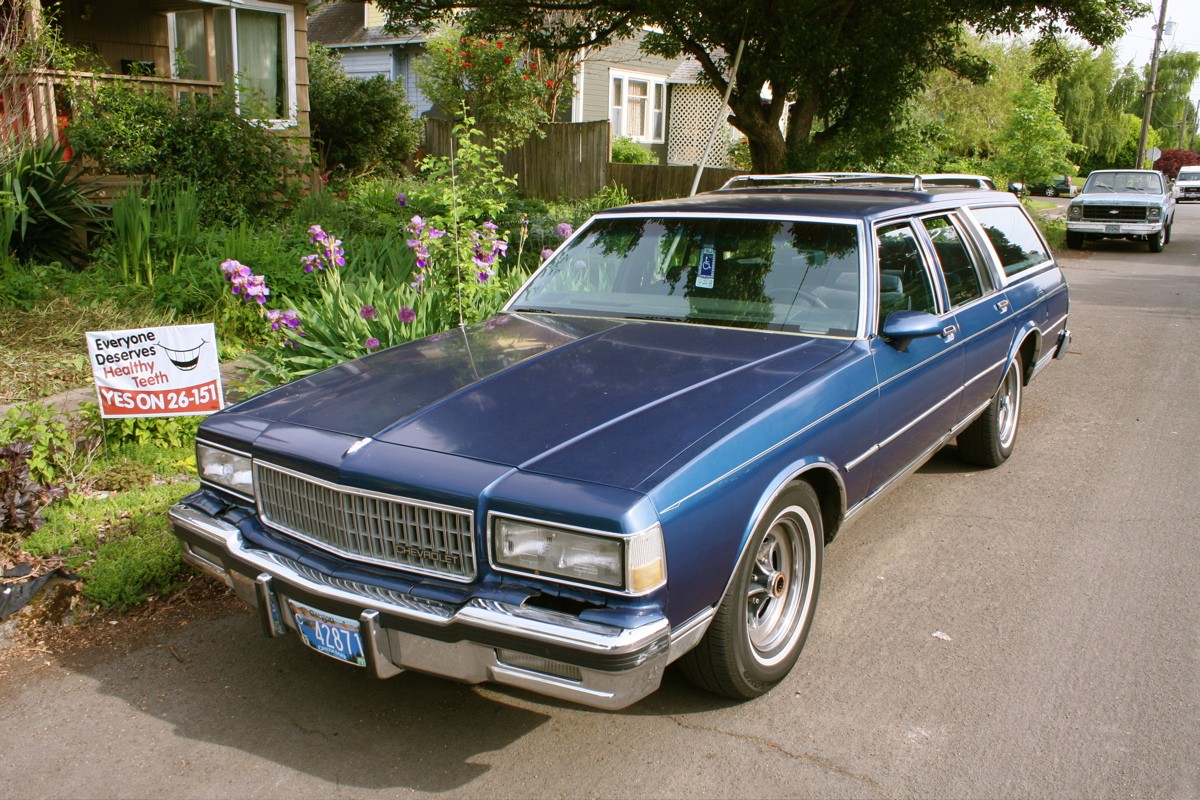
[[170, 174, 1071, 709]]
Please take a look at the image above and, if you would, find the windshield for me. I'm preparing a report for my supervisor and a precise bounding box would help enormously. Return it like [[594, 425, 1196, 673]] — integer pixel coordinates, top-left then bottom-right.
[[1177, 170, 1200, 181], [1083, 172, 1165, 194], [508, 216, 862, 336]]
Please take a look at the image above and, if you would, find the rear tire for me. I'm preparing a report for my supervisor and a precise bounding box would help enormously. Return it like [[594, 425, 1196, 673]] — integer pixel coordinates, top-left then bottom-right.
[[958, 356, 1022, 468], [679, 483, 823, 700]]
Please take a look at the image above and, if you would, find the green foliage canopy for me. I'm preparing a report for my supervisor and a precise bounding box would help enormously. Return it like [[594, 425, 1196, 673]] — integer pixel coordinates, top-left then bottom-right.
[[374, 0, 1147, 173]]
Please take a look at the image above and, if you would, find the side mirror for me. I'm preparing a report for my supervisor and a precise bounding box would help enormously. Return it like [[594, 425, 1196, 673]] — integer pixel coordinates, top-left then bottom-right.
[[880, 310, 943, 352]]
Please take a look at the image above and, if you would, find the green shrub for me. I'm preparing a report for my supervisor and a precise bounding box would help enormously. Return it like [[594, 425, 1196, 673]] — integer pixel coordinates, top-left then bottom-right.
[[26, 482, 196, 609], [63, 78, 174, 174], [65, 81, 300, 223], [0, 140, 101, 265], [0, 402, 100, 485], [157, 93, 302, 222], [308, 44, 422, 175], [90, 457, 155, 492], [611, 136, 657, 165]]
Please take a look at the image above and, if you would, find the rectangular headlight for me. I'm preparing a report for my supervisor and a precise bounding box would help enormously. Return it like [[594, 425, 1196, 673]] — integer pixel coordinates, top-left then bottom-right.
[[196, 442, 254, 498], [492, 517, 666, 594]]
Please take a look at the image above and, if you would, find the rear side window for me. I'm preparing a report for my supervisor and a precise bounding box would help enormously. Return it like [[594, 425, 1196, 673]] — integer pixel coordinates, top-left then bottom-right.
[[970, 206, 1051, 278], [922, 214, 989, 307]]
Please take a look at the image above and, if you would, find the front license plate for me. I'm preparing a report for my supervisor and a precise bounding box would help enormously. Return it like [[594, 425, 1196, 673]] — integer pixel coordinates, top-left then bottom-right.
[[288, 599, 366, 667], [1105, 224, 1121, 233]]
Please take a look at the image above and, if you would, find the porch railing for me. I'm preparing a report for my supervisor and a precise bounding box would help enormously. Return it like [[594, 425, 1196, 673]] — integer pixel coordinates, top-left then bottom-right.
[[1, 68, 224, 152]]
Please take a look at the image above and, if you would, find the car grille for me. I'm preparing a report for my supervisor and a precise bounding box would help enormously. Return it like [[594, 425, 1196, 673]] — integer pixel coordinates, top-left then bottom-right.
[[254, 462, 476, 581], [1079, 204, 1149, 222]]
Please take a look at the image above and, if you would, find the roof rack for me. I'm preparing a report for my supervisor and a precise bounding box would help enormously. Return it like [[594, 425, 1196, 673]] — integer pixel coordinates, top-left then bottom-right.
[[717, 172, 997, 192]]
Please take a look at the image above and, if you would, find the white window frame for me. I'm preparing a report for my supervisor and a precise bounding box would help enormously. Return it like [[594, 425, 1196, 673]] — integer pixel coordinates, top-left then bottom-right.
[[610, 70, 665, 144], [167, 0, 298, 128]]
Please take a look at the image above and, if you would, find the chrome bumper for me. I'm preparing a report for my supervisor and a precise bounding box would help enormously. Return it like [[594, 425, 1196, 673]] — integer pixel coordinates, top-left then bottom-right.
[[1054, 328, 1071, 360], [1066, 220, 1161, 235], [170, 502, 701, 710]]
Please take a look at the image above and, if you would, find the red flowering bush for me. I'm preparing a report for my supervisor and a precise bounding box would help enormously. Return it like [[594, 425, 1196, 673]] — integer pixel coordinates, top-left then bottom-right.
[[416, 26, 551, 145]]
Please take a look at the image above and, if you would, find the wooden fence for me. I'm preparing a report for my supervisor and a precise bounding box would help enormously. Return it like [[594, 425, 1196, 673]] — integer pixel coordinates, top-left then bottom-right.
[[423, 118, 741, 202]]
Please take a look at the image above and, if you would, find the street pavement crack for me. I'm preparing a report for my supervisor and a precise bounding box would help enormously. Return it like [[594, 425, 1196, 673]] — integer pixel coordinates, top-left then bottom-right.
[[668, 715, 886, 797]]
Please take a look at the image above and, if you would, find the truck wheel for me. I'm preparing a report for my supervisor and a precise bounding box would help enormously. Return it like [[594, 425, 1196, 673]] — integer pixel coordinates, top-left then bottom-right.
[[1066, 231, 1084, 249], [679, 483, 823, 700], [1148, 230, 1164, 252]]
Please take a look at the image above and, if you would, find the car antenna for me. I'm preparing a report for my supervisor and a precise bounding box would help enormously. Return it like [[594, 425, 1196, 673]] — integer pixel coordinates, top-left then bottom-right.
[[690, 18, 747, 197]]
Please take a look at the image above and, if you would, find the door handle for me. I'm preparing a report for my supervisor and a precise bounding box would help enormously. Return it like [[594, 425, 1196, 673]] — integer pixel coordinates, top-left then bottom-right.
[[941, 324, 958, 340], [995, 299, 1010, 313]]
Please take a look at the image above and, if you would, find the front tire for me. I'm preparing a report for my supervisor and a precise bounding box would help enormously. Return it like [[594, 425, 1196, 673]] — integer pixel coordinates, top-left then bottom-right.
[[1148, 229, 1164, 252], [1066, 231, 1084, 249], [1045, 187, 1057, 197], [958, 356, 1023, 467], [679, 483, 823, 700]]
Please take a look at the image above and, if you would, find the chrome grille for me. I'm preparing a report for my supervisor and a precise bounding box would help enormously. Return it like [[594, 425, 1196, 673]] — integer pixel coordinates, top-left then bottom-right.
[[254, 462, 476, 581], [1080, 204, 1149, 222]]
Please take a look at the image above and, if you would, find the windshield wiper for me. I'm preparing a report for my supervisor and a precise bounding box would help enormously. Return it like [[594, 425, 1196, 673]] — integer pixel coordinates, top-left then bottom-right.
[[622, 314, 680, 323], [510, 307, 556, 314]]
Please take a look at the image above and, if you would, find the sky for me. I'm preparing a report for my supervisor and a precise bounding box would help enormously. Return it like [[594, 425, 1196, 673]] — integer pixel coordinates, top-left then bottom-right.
[[1114, 0, 1200, 106]]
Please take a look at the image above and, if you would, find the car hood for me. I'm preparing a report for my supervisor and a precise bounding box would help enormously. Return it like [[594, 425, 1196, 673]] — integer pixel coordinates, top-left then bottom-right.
[[1075, 191, 1167, 204], [226, 313, 850, 489]]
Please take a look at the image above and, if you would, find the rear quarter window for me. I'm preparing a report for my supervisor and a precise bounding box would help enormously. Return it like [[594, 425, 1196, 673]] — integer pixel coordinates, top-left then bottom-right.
[[969, 205, 1052, 278]]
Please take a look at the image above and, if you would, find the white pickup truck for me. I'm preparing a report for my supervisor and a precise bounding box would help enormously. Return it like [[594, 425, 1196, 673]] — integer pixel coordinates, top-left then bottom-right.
[[1066, 169, 1175, 253]]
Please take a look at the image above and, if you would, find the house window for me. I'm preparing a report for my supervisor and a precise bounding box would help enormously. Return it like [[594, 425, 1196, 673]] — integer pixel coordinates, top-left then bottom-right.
[[611, 71, 665, 143], [169, 0, 296, 125]]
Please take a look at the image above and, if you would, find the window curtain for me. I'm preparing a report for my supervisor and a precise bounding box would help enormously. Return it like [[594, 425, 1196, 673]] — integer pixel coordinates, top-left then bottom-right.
[[234, 9, 284, 118]]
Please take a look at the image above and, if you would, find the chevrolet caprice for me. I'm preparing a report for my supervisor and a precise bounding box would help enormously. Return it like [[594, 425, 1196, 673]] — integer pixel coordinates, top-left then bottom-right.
[[170, 174, 1071, 709]]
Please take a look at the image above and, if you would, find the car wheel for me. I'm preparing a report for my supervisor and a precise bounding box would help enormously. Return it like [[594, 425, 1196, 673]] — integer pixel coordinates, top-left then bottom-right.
[[958, 356, 1022, 468], [679, 482, 823, 700], [1046, 187, 1057, 197], [1148, 229, 1164, 252], [1164, 222, 1172, 246], [1066, 231, 1084, 249]]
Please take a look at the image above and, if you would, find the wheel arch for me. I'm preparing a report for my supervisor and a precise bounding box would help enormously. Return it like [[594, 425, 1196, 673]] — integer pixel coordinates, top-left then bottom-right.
[[1008, 323, 1041, 385]]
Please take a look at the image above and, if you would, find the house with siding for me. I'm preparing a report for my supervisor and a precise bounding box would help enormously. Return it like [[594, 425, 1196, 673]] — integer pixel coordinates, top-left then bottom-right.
[[308, 1, 697, 164], [3, 0, 312, 157]]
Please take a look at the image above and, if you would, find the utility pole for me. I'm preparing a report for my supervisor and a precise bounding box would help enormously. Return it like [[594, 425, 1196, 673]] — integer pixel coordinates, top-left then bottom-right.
[[1136, 0, 1169, 168]]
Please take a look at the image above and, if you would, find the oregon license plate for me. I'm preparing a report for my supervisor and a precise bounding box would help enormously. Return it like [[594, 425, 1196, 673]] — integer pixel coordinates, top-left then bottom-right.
[[288, 599, 366, 667], [1105, 224, 1121, 233]]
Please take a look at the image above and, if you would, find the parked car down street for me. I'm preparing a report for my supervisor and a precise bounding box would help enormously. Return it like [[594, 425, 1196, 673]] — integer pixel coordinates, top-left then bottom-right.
[[169, 173, 1071, 710], [1066, 169, 1175, 252]]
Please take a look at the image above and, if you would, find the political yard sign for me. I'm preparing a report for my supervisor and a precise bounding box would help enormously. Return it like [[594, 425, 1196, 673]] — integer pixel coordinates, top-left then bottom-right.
[[86, 323, 223, 418]]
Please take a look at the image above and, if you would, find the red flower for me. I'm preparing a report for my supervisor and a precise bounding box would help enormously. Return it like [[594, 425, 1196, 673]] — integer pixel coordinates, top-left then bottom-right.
[[504, 57, 512, 64], [462, 61, 472, 67], [522, 74, 529, 80], [546, 80, 554, 87]]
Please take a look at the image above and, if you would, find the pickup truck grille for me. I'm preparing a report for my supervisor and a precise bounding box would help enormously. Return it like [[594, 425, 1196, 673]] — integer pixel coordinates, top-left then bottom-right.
[[254, 462, 476, 581], [1079, 204, 1149, 222]]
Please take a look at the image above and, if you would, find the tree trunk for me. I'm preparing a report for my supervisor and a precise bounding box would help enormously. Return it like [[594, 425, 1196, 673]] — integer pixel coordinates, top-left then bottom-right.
[[726, 85, 787, 173]]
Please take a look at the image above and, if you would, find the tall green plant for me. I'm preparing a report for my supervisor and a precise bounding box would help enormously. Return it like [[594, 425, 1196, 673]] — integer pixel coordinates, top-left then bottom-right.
[[110, 186, 153, 285], [0, 140, 99, 265]]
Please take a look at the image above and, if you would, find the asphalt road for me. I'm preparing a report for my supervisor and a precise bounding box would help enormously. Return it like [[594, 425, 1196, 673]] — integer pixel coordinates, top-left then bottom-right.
[[2, 205, 1198, 799]]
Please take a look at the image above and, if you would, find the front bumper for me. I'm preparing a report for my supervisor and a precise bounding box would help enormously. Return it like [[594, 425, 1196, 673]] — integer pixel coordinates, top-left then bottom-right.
[[1066, 220, 1162, 236], [170, 501, 700, 710]]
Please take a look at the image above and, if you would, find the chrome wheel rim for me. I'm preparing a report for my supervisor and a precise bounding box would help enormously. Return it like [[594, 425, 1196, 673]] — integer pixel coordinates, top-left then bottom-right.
[[746, 513, 810, 662], [997, 365, 1021, 449]]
